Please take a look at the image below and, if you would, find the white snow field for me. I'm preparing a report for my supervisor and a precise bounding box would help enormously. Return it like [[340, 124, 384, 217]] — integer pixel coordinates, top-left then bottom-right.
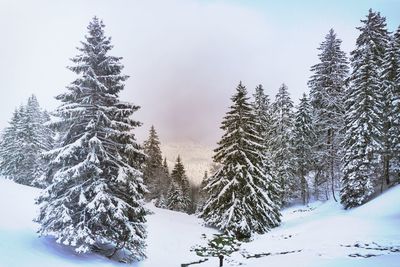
[[0, 177, 399, 267]]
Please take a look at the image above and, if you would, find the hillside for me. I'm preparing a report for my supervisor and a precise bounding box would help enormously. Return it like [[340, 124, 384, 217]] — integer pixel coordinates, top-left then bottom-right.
[[0, 178, 399, 267]]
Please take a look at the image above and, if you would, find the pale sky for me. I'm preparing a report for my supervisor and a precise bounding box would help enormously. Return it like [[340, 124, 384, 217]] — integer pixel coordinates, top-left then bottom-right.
[[0, 0, 399, 146]]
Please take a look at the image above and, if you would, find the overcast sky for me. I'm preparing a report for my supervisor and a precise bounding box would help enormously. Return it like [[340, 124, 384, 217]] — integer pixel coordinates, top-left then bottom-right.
[[0, 0, 399, 146]]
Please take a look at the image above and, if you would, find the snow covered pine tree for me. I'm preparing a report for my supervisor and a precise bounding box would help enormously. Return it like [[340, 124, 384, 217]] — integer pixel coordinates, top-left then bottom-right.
[[0, 106, 26, 184], [293, 93, 316, 205], [0, 95, 52, 187], [252, 84, 273, 158], [200, 82, 281, 239], [388, 26, 400, 180], [143, 125, 170, 202], [308, 29, 349, 201], [167, 155, 191, 213], [341, 10, 389, 208], [35, 17, 147, 262], [381, 26, 400, 189], [270, 84, 296, 204]]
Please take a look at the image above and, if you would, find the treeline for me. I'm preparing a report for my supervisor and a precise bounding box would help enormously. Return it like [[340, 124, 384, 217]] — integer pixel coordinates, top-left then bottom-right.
[[142, 125, 209, 214], [200, 9, 400, 238], [142, 126, 194, 213]]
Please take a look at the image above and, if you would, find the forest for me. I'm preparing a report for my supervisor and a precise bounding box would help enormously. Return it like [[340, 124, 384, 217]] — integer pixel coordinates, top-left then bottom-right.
[[0, 8, 399, 266]]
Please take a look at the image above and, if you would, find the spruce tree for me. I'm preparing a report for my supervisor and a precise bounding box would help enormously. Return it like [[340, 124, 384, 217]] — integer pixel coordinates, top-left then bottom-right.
[[200, 82, 281, 239], [163, 157, 169, 172], [35, 17, 146, 262], [391, 26, 400, 179], [0, 96, 52, 187], [270, 83, 296, 204], [252, 84, 273, 155], [24, 95, 54, 187], [308, 29, 349, 200], [154, 157, 171, 208], [196, 171, 209, 213], [0, 106, 25, 184], [167, 156, 191, 212], [293, 94, 315, 205], [341, 10, 389, 209], [143, 125, 166, 200], [381, 27, 400, 189]]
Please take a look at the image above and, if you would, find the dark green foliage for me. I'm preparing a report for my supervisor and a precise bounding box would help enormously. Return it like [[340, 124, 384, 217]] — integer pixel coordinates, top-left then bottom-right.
[[270, 84, 296, 204], [167, 156, 192, 213], [35, 17, 146, 262], [341, 9, 389, 208], [0, 95, 53, 187], [380, 26, 400, 189], [200, 82, 281, 238], [293, 94, 315, 204], [193, 234, 241, 257], [143, 126, 170, 202], [308, 29, 349, 201]]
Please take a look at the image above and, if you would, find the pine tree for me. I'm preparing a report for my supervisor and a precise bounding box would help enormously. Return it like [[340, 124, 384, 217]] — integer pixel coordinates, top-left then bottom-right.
[[24, 95, 54, 187], [308, 29, 349, 201], [163, 157, 169, 174], [196, 170, 209, 213], [341, 10, 389, 209], [293, 94, 315, 205], [391, 26, 400, 179], [167, 156, 191, 212], [0, 106, 25, 184], [143, 125, 165, 200], [381, 27, 400, 189], [270, 83, 296, 204], [0, 96, 53, 187], [35, 17, 146, 262], [154, 157, 171, 208], [252, 84, 273, 155], [200, 82, 281, 239]]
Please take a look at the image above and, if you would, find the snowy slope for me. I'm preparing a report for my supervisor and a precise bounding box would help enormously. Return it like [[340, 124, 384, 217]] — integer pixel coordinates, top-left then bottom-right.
[[0, 177, 399, 267]]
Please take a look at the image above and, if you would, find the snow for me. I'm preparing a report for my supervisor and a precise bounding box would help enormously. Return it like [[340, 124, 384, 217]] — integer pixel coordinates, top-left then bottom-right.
[[0, 177, 399, 267]]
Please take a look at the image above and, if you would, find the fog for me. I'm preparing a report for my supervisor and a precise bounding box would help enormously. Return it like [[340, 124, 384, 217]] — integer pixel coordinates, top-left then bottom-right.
[[0, 0, 399, 146]]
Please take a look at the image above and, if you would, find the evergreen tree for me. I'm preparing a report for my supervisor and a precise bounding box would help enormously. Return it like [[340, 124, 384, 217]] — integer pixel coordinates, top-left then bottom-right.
[[200, 82, 281, 239], [0, 96, 53, 187], [154, 157, 171, 208], [381, 27, 400, 189], [252, 84, 273, 155], [35, 17, 146, 262], [0, 106, 25, 184], [341, 10, 389, 209], [196, 170, 209, 213], [308, 29, 349, 200], [24, 95, 54, 187], [270, 84, 296, 204], [293, 94, 315, 205], [391, 26, 400, 179], [143, 125, 166, 200], [167, 156, 191, 212], [163, 157, 169, 174]]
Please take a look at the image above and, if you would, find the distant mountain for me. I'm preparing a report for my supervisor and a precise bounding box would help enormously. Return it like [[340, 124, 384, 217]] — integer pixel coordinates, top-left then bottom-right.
[[161, 142, 214, 185]]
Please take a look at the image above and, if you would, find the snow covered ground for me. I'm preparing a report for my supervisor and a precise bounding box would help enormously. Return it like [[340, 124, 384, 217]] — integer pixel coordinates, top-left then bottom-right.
[[0, 178, 399, 267]]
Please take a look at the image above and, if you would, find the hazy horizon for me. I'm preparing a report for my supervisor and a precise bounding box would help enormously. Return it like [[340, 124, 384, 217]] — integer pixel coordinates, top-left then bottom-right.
[[0, 0, 399, 147]]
